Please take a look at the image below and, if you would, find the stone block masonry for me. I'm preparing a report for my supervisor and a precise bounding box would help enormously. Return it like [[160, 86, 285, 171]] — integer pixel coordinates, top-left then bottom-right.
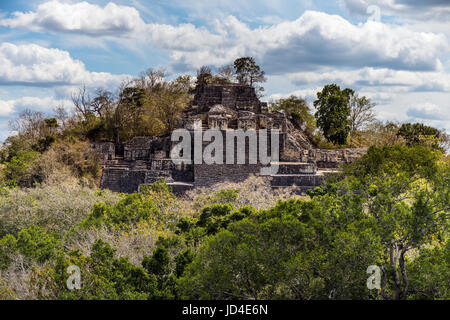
[[95, 84, 366, 194]]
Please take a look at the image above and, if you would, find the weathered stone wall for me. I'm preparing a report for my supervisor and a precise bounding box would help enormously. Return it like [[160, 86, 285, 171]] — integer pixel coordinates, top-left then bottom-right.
[[92, 142, 115, 161], [193, 84, 262, 111], [191, 128, 279, 187], [300, 148, 367, 168], [100, 169, 146, 193], [97, 84, 367, 194], [277, 163, 316, 174], [194, 163, 266, 187], [124, 137, 153, 161], [147, 159, 194, 183]]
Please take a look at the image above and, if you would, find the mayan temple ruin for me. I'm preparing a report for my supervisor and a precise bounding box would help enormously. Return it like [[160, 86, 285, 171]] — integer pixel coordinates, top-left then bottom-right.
[[93, 84, 366, 193]]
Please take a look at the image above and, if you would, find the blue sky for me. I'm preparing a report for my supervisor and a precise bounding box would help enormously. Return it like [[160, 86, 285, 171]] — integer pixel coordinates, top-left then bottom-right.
[[0, 0, 449, 141]]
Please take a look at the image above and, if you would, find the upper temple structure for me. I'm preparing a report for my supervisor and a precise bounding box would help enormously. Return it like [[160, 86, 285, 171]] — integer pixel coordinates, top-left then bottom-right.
[[94, 84, 366, 193]]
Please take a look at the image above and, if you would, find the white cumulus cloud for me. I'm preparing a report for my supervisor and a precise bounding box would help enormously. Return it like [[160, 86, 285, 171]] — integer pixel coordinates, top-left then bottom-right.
[[0, 96, 72, 117], [1, 3, 447, 73], [0, 42, 130, 87], [0, 100, 15, 116], [269, 87, 323, 102], [0, 1, 146, 36], [288, 68, 450, 92], [166, 11, 448, 72], [407, 103, 450, 121]]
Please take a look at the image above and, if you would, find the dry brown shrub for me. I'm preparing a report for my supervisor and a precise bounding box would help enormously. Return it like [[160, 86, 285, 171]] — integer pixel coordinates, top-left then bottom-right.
[[65, 221, 162, 266], [0, 178, 121, 238], [180, 175, 305, 216]]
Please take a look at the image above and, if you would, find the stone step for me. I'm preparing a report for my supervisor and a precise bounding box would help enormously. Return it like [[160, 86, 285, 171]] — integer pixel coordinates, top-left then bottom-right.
[[270, 174, 324, 187], [103, 166, 130, 171], [104, 159, 133, 167], [167, 182, 194, 195], [275, 162, 316, 174]]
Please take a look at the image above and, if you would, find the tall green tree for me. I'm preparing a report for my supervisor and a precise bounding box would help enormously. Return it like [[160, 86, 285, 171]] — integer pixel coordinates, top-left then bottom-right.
[[314, 84, 353, 145]]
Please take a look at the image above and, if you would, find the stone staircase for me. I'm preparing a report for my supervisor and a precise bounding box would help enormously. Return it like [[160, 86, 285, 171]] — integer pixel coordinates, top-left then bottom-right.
[[100, 155, 148, 193], [100, 156, 193, 193], [202, 118, 208, 130], [269, 162, 325, 192], [100, 168, 128, 193]]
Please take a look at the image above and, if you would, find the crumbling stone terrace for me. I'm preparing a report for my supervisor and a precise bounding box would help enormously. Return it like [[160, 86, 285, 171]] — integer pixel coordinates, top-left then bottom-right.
[[94, 84, 366, 194]]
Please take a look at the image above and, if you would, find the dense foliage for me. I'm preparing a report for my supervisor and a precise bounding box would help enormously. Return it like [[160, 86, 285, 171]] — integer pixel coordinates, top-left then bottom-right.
[[313, 84, 353, 146], [0, 144, 448, 300]]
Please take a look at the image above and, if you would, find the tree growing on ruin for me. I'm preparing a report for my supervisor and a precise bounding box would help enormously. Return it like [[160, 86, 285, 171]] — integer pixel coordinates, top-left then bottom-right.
[[233, 57, 266, 96], [89, 89, 115, 118], [270, 95, 317, 141], [217, 64, 236, 83], [153, 83, 190, 133], [195, 66, 213, 89]]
